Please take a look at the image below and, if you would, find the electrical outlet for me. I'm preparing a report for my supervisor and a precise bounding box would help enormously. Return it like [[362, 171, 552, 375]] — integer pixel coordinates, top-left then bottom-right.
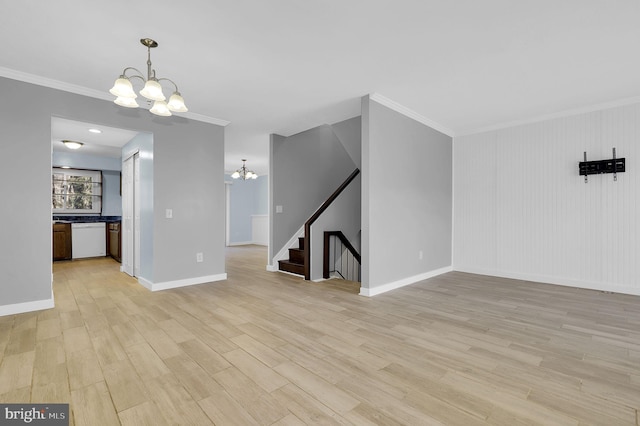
[[196, 252, 203, 263]]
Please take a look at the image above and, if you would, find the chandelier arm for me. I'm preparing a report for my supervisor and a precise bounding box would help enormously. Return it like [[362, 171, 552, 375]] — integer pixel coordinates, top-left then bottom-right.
[[121, 67, 145, 79], [157, 78, 180, 93], [127, 74, 146, 84]]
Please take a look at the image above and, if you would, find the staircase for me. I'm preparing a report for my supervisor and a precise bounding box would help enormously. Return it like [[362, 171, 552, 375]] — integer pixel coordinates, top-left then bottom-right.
[[276, 168, 360, 280], [278, 237, 305, 276], [324, 231, 360, 282]]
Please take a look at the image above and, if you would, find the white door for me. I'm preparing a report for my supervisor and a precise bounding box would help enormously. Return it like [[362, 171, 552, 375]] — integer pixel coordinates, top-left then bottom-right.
[[225, 181, 231, 246], [122, 152, 140, 277], [133, 153, 141, 277]]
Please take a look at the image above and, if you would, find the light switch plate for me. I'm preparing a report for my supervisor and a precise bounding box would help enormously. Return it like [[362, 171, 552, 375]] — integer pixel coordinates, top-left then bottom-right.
[[166, 209, 173, 219], [276, 205, 283, 213]]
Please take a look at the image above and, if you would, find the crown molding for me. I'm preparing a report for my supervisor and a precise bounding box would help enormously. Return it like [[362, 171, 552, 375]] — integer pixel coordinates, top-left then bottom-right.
[[457, 95, 640, 137], [0, 66, 230, 127], [181, 111, 230, 127], [369, 92, 455, 137], [0, 66, 112, 100]]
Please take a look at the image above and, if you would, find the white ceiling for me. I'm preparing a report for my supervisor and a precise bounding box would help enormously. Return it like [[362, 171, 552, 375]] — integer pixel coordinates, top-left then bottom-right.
[[51, 117, 141, 158], [3, 1, 640, 175]]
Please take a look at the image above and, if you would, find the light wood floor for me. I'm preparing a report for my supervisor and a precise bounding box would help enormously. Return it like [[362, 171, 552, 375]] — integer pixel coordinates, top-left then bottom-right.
[[1, 245, 639, 425]]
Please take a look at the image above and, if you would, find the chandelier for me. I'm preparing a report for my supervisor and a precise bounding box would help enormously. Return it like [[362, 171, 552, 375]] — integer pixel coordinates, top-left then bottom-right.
[[109, 38, 188, 117], [231, 160, 258, 180]]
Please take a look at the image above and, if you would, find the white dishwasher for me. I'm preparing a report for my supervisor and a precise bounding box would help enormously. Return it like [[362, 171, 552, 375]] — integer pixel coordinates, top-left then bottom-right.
[[72, 222, 106, 259]]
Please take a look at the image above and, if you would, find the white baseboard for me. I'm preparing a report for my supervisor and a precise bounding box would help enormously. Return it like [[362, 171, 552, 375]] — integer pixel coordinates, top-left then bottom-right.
[[137, 273, 228, 292], [228, 241, 268, 247], [227, 241, 253, 246], [360, 266, 453, 297], [0, 296, 55, 316], [453, 266, 640, 297], [277, 270, 305, 279], [264, 265, 305, 278]]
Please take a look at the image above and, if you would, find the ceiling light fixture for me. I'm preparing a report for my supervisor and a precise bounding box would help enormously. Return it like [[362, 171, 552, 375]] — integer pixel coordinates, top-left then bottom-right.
[[109, 38, 188, 117], [62, 140, 83, 150], [88, 128, 102, 134], [231, 159, 258, 180]]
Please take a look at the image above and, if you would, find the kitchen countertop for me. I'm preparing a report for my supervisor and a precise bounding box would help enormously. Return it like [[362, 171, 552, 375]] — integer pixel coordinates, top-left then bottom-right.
[[53, 215, 121, 223]]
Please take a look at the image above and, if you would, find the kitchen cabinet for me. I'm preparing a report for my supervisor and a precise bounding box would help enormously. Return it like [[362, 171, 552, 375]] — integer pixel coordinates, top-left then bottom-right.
[[107, 222, 121, 263], [52, 222, 72, 261]]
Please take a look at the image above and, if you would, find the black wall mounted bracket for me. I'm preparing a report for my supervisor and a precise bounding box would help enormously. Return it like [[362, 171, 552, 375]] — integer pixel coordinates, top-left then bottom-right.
[[579, 148, 625, 183]]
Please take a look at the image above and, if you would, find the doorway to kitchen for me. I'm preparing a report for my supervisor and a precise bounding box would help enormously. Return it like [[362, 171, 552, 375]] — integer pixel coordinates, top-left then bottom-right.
[[51, 117, 147, 278]]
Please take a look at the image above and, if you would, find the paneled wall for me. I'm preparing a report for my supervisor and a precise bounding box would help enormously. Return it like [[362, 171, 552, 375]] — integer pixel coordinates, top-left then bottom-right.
[[454, 103, 640, 295]]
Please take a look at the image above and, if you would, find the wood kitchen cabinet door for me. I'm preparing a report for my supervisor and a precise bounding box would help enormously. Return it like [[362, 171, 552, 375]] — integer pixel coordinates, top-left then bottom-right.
[[108, 222, 121, 263], [53, 223, 72, 261]]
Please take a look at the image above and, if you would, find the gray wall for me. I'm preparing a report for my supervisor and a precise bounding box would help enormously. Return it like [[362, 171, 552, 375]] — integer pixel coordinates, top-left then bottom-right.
[[52, 151, 123, 216], [52, 151, 121, 171], [361, 95, 452, 291], [331, 116, 361, 168], [148, 114, 225, 284], [0, 77, 225, 311], [269, 119, 360, 264], [268, 134, 285, 263]]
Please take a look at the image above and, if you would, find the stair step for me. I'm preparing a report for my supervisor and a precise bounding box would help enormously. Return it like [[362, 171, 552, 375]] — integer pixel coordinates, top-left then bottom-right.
[[278, 259, 304, 276], [288, 248, 304, 264], [298, 237, 305, 250]]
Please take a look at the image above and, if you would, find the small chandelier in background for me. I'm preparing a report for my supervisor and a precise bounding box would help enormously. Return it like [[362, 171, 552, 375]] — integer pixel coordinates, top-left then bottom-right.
[[109, 38, 188, 117], [231, 159, 258, 180]]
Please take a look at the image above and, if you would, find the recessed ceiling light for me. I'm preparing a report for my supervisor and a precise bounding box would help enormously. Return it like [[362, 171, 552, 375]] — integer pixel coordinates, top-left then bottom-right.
[[88, 128, 102, 134], [60, 166, 71, 169]]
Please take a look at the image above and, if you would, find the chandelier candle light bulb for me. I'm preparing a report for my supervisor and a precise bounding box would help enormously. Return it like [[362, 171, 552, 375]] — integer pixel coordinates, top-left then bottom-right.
[[150, 100, 172, 116], [139, 79, 165, 101], [109, 38, 188, 116], [109, 77, 137, 98], [114, 96, 139, 108]]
